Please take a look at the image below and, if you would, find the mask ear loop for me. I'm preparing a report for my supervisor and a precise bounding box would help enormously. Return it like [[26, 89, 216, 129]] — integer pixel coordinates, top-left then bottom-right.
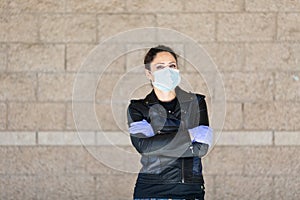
[[146, 69, 154, 86]]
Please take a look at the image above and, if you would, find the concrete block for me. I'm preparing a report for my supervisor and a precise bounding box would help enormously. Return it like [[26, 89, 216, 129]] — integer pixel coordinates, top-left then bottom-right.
[[245, 42, 300, 72], [66, 44, 96, 72], [66, 0, 126, 13], [0, 14, 38, 42], [95, 103, 127, 131], [208, 101, 243, 131], [34, 147, 68, 174], [6, 0, 65, 12], [97, 14, 156, 42], [275, 131, 300, 145], [215, 175, 273, 200], [217, 131, 272, 146], [36, 175, 95, 199], [4, 147, 40, 175], [203, 147, 246, 175], [0, 1, 8, 12], [2, 175, 37, 200], [185, 0, 243, 12], [38, 131, 95, 145], [246, 0, 300, 12], [0, 73, 36, 101], [242, 147, 276, 176], [270, 147, 300, 175], [274, 176, 300, 199], [157, 13, 215, 42], [8, 44, 65, 72], [244, 102, 300, 131], [127, 0, 184, 12], [180, 73, 212, 98], [223, 103, 243, 130], [69, 102, 128, 131], [85, 146, 141, 175], [40, 14, 97, 42], [221, 72, 274, 102], [96, 173, 137, 200], [203, 175, 214, 200], [0, 44, 7, 71], [0, 176, 5, 199], [278, 13, 300, 41], [8, 103, 65, 131], [241, 147, 300, 177], [275, 72, 300, 101], [87, 146, 141, 174], [67, 102, 100, 131], [69, 43, 126, 73], [96, 131, 131, 146], [217, 13, 275, 41], [0, 132, 35, 145], [96, 73, 149, 102], [203, 42, 245, 72], [38, 73, 75, 101], [125, 47, 148, 73]]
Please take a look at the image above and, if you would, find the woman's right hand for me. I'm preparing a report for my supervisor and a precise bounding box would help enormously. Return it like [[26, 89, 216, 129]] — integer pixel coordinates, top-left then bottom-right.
[[129, 119, 155, 137]]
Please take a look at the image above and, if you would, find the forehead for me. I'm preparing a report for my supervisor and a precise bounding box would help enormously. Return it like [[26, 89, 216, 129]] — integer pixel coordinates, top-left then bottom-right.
[[151, 51, 176, 64]]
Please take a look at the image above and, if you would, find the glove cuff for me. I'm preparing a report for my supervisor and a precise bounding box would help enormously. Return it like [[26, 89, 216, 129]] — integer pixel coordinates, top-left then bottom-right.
[[188, 125, 213, 147]]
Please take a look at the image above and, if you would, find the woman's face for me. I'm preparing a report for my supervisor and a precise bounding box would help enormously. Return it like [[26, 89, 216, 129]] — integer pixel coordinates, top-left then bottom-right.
[[146, 51, 178, 82]]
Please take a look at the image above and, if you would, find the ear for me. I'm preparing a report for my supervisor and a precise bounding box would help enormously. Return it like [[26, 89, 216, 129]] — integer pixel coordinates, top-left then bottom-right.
[[145, 69, 153, 81]]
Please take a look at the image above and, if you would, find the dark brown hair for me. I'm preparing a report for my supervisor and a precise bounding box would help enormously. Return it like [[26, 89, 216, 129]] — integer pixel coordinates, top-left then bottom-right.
[[143, 45, 178, 70]]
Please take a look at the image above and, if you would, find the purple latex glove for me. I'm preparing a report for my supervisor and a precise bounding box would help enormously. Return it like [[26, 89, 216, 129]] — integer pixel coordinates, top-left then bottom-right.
[[129, 119, 155, 137], [188, 125, 213, 147]]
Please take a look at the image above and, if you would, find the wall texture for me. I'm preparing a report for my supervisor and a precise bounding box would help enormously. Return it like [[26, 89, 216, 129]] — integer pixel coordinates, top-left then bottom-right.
[[0, 0, 300, 199]]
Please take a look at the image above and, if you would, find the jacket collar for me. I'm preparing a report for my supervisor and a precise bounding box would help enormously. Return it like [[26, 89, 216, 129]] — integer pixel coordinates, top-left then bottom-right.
[[143, 86, 196, 105]]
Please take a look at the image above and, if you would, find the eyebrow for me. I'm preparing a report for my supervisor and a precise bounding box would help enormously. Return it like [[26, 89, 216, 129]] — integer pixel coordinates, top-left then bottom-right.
[[154, 62, 176, 66]]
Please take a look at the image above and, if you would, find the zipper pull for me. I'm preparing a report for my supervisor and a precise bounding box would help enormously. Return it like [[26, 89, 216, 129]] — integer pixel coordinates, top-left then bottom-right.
[[190, 145, 194, 155]]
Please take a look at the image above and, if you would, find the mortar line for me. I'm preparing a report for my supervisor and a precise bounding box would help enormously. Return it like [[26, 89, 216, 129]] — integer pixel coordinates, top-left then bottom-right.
[[272, 71, 276, 103], [271, 176, 275, 200], [242, 0, 246, 12], [35, 72, 39, 101], [64, 44, 67, 71], [241, 102, 245, 130], [64, 0, 67, 13], [35, 131, 38, 145], [95, 13, 99, 44], [3, 40, 300, 45], [3, 10, 300, 15], [5, 100, 8, 130], [242, 42, 246, 71], [274, 12, 279, 41], [36, 12, 41, 43], [272, 130, 275, 146], [215, 13, 218, 42], [64, 102, 68, 131], [4, 43, 8, 72]]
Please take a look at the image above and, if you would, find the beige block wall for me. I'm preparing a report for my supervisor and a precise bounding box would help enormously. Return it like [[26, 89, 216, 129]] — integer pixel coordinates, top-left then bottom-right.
[[0, 0, 300, 199]]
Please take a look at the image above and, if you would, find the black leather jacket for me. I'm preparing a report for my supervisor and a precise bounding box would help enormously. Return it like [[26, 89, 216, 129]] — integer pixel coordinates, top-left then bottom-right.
[[127, 87, 209, 185]]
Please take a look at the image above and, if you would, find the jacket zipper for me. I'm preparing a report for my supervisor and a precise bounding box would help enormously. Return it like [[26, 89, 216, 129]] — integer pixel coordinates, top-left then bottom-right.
[[181, 158, 185, 183], [181, 144, 194, 183]]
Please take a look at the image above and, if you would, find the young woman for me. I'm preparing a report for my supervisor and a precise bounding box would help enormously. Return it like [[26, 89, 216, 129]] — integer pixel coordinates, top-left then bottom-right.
[[127, 45, 213, 200]]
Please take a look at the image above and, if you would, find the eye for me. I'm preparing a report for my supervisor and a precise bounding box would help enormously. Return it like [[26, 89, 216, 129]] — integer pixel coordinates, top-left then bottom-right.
[[156, 65, 165, 70], [169, 64, 177, 68]]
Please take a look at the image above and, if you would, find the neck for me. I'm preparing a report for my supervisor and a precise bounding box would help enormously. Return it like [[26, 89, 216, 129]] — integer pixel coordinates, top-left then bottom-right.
[[153, 87, 176, 102]]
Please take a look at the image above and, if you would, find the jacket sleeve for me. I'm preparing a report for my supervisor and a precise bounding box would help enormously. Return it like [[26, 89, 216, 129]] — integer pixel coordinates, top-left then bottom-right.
[[127, 102, 194, 157], [191, 94, 211, 157]]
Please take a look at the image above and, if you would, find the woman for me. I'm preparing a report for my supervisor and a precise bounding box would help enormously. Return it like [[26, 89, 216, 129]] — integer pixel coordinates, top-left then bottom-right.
[[127, 45, 213, 200]]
